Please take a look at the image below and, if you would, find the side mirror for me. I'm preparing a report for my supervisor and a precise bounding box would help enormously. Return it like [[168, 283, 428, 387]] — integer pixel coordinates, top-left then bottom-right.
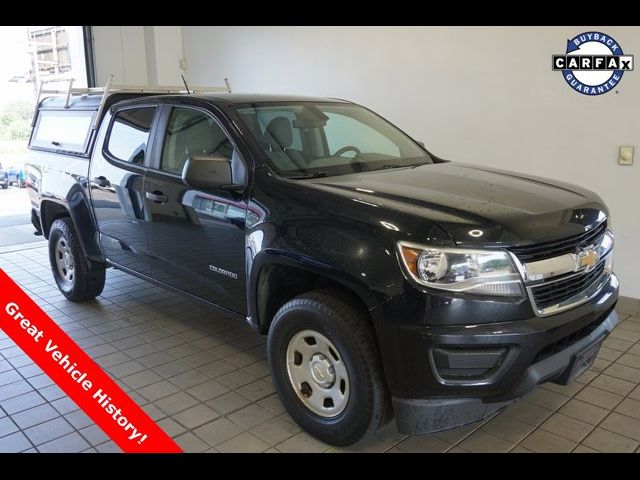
[[182, 155, 242, 191]]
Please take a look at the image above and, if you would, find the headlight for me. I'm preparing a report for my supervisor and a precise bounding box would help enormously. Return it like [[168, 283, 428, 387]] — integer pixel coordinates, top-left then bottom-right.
[[398, 242, 524, 296], [602, 229, 614, 274], [604, 251, 614, 274]]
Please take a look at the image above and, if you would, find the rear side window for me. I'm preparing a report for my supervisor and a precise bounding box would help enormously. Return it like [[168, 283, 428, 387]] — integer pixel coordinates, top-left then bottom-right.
[[106, 107, 156, 165], [31, 110, 95, 154]]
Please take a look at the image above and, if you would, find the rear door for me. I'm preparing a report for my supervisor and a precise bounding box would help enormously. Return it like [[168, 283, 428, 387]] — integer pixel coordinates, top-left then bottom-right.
[[142, 104, 248, 314], [89, 105, 158, 275]]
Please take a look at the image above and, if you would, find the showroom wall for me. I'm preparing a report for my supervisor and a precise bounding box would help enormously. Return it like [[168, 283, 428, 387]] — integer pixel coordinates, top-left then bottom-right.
[[93, 26, 148, 85], [92, 26, 640, 299], [93, 26, 183, 85]]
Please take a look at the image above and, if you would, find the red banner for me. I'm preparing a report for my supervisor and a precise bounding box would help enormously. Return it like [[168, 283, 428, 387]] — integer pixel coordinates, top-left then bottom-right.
[[0, 268, 182, 453]]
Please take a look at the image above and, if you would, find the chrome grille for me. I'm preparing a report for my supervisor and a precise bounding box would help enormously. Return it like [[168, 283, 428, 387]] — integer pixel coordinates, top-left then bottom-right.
[[510, 221, 607, 263], [530, 262, 605, 310], [514, 223, 614, 317]]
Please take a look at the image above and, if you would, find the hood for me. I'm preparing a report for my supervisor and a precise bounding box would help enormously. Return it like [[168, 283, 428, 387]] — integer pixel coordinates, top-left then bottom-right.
[[305, 162, 608, 246]]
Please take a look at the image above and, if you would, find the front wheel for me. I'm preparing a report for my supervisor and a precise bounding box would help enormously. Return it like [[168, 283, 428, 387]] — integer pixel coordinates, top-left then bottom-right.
[[49, 218, 105, 302], [268, 290, 390, 446]]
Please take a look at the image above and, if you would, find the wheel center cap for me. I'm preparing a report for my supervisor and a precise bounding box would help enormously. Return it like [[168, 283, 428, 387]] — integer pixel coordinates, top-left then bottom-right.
[[309, 353, 335, 388]]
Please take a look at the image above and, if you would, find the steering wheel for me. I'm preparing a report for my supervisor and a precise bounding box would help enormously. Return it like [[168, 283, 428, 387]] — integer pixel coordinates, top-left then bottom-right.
[[334, 145, 362, 157]]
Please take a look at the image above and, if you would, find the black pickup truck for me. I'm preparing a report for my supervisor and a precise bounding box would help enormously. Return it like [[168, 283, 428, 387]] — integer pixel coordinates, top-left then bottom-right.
[[26, 89, 619, 446]]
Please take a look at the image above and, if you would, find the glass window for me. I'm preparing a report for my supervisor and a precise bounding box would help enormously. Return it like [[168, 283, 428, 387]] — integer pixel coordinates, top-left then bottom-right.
[[107, 107, 156, 165], [161, 107, 233, 175], [31, 110, 95, 153], [235, 102, 430, 177], [324, 112, 399, 157]]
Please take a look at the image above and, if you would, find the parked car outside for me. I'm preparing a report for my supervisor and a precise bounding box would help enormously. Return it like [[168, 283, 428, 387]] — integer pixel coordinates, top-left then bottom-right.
[[0, 161, 7, 189], [4, 160, 26, 188]]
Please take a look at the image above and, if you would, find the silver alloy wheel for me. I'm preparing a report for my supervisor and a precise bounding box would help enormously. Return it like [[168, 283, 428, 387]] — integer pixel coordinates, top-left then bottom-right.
[[286, 329, 350, 417], [55, 236, 75, 287]]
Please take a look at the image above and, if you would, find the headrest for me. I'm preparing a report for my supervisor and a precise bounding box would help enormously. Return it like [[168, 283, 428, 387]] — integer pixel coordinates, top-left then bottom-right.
[[265, 116, 293, 149]]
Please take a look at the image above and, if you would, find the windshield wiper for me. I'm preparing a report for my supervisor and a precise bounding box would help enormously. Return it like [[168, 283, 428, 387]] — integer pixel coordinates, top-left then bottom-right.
[[379, 162, 431, 171], [284, 171, 332, 180]]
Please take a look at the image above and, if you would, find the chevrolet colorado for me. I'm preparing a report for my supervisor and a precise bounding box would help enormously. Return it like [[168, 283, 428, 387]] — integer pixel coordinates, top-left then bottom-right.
[[27, 87, 618, 446]]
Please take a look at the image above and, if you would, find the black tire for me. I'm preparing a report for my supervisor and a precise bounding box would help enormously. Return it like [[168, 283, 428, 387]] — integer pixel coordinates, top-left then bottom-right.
[[268, 290, 390, 446], [48, 217, 105, 302], [1, 183, 7, 190]]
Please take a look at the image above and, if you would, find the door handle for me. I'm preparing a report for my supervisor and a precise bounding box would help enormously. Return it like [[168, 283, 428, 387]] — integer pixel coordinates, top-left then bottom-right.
[[92, 176, 111, 188], [146, 191, 168, 204]]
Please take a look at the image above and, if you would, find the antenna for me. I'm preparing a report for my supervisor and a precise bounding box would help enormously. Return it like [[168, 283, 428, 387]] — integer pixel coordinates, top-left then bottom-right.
[[181, 74, 191, 94]]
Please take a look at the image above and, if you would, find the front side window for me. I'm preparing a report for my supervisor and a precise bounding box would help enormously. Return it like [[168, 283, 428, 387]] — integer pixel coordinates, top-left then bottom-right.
[[107, 107, 156, 165], [161, 107, 233, 175], [235, 102, 431, 177]]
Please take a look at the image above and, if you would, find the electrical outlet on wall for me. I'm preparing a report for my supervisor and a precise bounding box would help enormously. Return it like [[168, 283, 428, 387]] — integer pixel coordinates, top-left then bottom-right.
[[619, 146, 634, 165]]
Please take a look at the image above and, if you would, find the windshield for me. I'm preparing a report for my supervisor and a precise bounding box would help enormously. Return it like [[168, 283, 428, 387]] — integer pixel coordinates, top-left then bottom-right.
[[235, 102, 432, 177]]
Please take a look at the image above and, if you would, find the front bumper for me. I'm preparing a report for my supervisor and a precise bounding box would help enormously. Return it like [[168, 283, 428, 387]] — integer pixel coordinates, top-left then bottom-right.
[[373, 272, 619, 434], [393, 308, 618, 434]]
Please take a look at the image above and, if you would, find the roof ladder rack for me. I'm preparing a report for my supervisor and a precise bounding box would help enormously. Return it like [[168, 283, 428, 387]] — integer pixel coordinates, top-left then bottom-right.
[[92, 74, 114, 130], [64, 78, 75, 108], [32, 75, 233, 129]]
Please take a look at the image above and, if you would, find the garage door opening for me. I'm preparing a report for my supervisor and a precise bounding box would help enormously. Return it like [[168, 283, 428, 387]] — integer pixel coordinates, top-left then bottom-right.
[[0, 26, 91, 248]]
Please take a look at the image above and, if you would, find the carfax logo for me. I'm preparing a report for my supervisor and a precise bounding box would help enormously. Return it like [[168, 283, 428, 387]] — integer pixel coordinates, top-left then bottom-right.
[[552, 31, 634, 96]]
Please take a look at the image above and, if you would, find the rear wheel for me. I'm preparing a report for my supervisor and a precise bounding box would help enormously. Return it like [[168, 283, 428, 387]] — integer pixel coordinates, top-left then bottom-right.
[[268, 290, 390, 446], [49, 217, 105, 302]]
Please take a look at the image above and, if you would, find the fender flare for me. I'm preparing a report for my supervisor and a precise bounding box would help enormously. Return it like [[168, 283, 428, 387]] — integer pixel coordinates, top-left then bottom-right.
[[247, 248, 381, 332], [41, 183, 103, 262]]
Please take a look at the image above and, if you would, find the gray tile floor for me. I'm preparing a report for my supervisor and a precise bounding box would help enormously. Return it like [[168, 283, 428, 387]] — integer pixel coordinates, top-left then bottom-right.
[[1, 243, 640, 453]]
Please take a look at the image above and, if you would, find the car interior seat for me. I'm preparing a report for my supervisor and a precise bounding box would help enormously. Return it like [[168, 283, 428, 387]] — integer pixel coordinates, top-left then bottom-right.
[[264, 116, 308, 171]]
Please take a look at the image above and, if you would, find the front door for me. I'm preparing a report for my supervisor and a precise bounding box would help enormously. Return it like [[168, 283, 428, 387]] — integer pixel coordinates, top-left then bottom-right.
[[89, 106, 157, 275], [143, 106, 248, 314]]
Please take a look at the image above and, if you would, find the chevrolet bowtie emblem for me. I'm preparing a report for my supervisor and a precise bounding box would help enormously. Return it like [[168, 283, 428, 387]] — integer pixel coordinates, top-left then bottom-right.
[[576, 247, 599, 272]]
